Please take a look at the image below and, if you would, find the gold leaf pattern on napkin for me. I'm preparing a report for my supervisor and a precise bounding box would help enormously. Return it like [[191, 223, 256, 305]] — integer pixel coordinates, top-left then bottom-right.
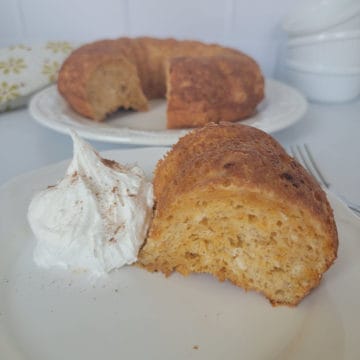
[[0, 81, 20, 102], [42, 60, 60, 82], [46, 41, 73, 54], [0, 57, 27, 75], [8, 44, 32, 51], [0, 42, 78, 112]]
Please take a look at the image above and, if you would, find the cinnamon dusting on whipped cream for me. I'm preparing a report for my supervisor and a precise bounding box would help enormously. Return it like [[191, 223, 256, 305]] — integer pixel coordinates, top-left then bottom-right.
[[27, 130, 153, 276]]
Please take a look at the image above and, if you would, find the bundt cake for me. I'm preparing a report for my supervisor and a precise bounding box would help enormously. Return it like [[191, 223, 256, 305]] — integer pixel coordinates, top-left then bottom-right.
[[138, 123, 338, 306], [57, 37, 264, 129]]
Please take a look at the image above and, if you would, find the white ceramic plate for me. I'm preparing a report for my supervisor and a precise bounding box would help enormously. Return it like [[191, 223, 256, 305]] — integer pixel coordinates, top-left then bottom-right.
[[1, 147, 359, 360], [29, 79, 307, 146]]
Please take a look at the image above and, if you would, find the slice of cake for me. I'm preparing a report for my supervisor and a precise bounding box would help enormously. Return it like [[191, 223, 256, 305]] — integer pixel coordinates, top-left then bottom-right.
[[138, 123, 338, 306], [166, 56, 263, 128]]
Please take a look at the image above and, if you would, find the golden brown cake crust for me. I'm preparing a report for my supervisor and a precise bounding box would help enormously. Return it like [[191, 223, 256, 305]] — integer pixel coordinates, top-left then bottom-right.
[[166, 56, 264, 128], [57, 37, 264, 126], [154, 123, 336, 231], [138, 123, 338, 306]]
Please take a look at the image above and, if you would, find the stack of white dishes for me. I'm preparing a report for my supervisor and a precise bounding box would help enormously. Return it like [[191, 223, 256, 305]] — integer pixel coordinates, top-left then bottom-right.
[[281, 0, 360, 103]]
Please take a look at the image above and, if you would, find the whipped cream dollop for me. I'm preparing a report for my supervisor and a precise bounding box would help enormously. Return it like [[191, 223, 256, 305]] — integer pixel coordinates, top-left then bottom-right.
[[28, 131, 153, 276]]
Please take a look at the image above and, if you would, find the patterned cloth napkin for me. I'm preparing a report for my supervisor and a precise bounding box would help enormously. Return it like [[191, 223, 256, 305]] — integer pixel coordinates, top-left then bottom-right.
[[0, 41, 77, 112]]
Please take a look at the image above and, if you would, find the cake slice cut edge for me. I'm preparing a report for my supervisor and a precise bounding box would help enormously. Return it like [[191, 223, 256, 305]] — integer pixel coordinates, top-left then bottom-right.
[[138, 184, 337, 306], [86, 59, 149, 121]]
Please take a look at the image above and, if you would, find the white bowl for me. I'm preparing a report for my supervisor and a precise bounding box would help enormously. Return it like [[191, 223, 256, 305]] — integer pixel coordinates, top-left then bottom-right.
[[282, 62, 360, 103], [286, 30, 360, 69], [282, 0, 360, 36]]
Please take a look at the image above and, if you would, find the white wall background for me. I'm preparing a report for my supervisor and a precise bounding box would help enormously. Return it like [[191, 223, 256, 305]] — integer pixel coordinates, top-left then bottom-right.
[[0, 0, 298, 76]]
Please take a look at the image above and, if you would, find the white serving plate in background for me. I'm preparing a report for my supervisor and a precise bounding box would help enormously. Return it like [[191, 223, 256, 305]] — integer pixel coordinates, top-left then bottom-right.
[[29, 79, 307, 146]]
